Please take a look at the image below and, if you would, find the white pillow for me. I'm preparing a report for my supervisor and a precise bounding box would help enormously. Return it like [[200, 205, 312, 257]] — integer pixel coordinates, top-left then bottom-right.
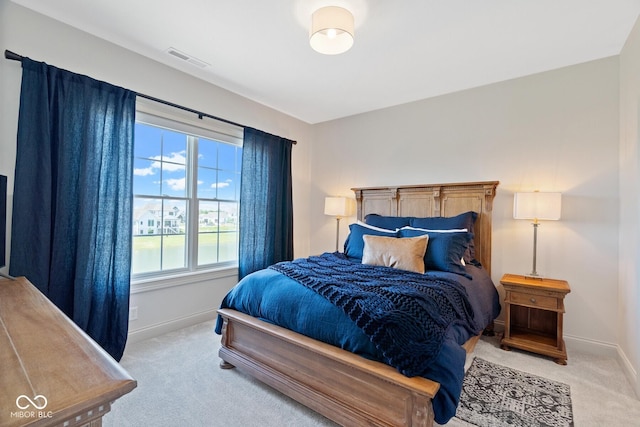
[[362, 234, 429, 274], [355, 220, 396, 233], [397, 225, 468, 233]]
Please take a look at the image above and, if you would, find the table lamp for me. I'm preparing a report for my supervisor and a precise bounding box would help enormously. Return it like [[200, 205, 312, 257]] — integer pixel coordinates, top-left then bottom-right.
[[513, 191, 561, 277], [324, 197, 355, 252]]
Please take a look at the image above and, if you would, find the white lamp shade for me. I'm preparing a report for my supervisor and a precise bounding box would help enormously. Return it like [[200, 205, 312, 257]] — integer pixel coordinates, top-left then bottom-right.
[[513, 192, 562, 221], [324, 197, 355, 217], [310, 6, 354, 55]]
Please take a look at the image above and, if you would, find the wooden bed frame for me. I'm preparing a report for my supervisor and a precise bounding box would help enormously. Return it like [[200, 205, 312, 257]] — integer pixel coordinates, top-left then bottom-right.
[[218, 181, 499, 427]]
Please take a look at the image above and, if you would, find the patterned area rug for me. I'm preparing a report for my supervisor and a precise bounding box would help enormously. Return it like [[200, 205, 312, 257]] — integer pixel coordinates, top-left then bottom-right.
[[455, 357, 574, 427]]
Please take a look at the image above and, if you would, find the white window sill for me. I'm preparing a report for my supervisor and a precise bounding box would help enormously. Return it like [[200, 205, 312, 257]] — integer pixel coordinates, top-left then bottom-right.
[[131, 266, 238, 294]]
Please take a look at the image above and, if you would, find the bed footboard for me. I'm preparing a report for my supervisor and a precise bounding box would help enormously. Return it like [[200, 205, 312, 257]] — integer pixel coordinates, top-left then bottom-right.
[[217, 308, 439, 427]]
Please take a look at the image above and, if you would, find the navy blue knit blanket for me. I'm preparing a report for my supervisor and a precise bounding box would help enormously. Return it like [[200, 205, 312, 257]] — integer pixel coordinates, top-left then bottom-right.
[[269, 252, 477, 377]]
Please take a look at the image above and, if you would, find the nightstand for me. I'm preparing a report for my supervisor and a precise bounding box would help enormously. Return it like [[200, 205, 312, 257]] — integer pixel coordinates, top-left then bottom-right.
[[500, 273, 571, 365]]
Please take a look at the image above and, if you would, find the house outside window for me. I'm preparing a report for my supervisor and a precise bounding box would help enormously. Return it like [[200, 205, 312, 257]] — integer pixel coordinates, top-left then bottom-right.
[[132, 102, 242, 278]]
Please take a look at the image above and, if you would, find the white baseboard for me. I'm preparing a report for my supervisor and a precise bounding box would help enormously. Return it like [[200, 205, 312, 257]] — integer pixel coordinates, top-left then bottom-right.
[[126, 309, 218, 344], [564, 334, 618, 357], [616, 343, 640, 399]]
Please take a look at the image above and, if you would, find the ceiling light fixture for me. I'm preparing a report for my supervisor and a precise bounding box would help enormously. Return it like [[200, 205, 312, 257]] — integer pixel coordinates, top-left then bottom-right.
[[310, 6, 354, 55]]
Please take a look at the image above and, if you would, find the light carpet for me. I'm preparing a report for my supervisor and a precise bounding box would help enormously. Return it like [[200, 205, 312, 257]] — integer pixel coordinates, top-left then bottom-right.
[[103, 321, 640, 426]]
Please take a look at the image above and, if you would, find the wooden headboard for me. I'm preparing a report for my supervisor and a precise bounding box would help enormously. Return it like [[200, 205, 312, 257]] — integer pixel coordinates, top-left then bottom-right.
[[351, 181, 499, 274]]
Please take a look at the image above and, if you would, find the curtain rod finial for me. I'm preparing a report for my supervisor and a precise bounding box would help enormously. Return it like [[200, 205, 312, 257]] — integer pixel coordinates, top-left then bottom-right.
[[5, 50, 23, 61]]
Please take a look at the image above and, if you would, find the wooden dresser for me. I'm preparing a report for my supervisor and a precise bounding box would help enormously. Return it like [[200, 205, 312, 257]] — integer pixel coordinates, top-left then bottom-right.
[[0, 276, 136, 427]]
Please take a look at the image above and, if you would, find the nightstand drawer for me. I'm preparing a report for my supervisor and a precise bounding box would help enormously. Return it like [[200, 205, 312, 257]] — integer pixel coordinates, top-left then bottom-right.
[[509, 291, 557, 309]]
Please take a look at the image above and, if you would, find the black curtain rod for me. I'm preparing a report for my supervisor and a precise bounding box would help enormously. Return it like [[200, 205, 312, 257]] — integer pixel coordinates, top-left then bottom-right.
[[4, 49, 297, 144]]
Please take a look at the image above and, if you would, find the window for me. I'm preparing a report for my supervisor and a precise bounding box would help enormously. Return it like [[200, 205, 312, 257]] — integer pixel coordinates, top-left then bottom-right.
[[132, 103, 242, 278]]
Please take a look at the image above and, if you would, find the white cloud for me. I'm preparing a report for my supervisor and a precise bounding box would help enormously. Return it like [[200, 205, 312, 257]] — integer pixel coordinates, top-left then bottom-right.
[[151, 152, 186, 172], [137, 152, 186, 176], [134, 167, 155, 176], [211, 179, 232, 189], [166, 178, 186, 191]]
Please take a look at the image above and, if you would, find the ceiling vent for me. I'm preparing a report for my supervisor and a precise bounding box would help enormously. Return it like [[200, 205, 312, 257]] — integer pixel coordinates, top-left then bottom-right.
[[165, 47, 209, 69]]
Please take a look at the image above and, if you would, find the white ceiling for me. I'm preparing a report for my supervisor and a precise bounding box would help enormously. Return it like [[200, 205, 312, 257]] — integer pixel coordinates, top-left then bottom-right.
[[11, 0, 640, 124]]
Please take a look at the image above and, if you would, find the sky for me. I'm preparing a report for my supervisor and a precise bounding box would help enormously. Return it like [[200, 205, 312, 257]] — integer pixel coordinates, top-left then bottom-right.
[[133, 122, 241, 202]]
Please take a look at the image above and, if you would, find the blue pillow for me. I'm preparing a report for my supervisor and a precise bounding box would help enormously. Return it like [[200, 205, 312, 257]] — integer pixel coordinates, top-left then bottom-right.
[[409, 211, 477, 232], [409, 211, 478, 261], [398, 227, 472, 277], [364, 214, 412, 230], [344, 223, 398, 260]]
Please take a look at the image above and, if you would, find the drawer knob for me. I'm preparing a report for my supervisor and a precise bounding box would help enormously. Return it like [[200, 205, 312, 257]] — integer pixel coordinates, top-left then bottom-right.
[[530, 298, 537, 303]]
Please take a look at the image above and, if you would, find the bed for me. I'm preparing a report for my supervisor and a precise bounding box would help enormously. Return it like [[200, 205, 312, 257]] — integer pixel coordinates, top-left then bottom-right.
[[216, 181, 500, 427]]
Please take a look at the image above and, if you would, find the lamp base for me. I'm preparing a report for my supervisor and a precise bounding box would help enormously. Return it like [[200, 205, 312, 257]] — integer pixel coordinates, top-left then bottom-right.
[[526, 223, 544, 280]]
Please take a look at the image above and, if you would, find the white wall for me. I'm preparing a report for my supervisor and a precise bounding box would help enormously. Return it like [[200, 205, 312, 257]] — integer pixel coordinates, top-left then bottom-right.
[[310, 58, 621, 356], [0, 0, 313, 341], [619, 16, 640, 397]]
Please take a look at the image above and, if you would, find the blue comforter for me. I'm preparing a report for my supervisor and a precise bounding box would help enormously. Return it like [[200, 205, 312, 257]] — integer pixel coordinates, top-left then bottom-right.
[[215, 253, 500, 424]]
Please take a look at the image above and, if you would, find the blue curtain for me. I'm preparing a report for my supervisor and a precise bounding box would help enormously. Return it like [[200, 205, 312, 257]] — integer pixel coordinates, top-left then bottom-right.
[[9, 58, 135, 361], [238, 128, 294, 279]]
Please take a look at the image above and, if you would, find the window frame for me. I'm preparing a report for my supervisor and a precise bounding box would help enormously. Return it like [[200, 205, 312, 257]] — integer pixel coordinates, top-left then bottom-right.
[[131, 99, 243, 283]]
